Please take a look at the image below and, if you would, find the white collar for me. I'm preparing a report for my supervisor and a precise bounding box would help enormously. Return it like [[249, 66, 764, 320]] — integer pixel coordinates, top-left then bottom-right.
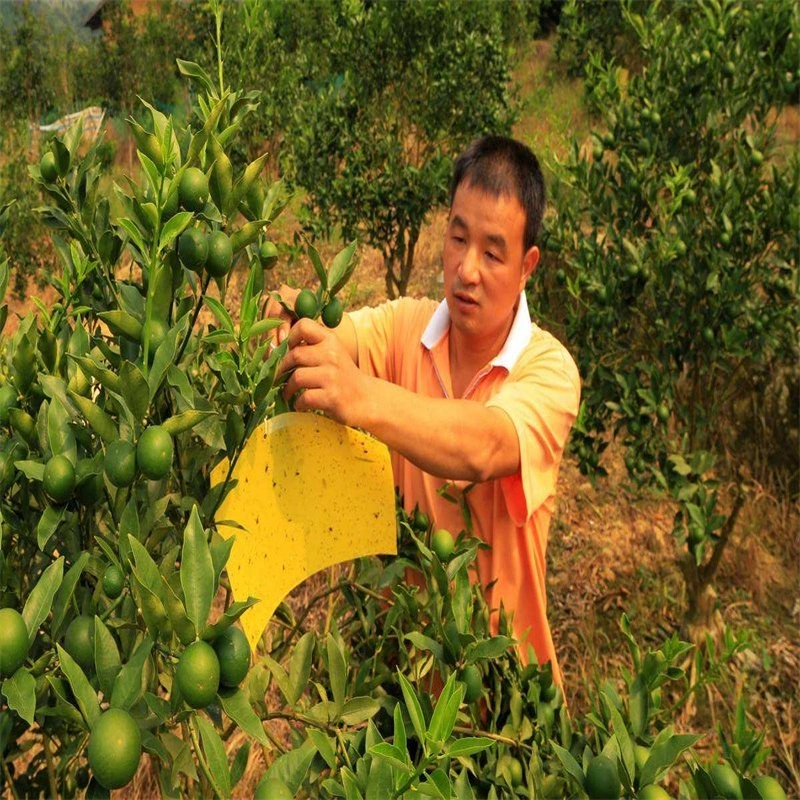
[[420, 291, 532, 371]]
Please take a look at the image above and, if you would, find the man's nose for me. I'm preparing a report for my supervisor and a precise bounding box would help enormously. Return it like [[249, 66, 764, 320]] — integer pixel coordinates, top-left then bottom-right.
[[458, 247, 480, 285]]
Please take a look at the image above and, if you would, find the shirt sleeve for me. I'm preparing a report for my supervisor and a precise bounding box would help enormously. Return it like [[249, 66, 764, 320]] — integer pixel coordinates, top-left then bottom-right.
[[348, 297, 436, 383], [485, 337, 581, 524]]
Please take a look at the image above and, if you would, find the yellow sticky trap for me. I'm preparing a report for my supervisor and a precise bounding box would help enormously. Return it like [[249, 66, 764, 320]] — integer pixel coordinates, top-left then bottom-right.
[[211, 412, 397, 650]]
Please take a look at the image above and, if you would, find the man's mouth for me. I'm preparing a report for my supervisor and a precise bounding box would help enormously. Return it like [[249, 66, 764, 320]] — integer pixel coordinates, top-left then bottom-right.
[[453, 291, 479, 306]]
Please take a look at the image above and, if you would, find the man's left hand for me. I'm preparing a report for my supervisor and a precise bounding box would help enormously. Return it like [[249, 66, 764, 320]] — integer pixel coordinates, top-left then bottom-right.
[[278, 318, 368, 427]]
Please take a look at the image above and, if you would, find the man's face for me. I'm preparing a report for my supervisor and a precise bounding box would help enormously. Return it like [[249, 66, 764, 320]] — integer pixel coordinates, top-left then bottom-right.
[[443, 181, 539, 343]]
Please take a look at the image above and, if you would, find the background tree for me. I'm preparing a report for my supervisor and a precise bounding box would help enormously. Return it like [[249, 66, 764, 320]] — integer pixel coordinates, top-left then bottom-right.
[[282, 0, 517, 298], [532, 0, 798, 637]]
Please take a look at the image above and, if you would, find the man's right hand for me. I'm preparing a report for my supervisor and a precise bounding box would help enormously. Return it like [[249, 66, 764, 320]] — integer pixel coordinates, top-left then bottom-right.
[[263, 284, 300, 347]]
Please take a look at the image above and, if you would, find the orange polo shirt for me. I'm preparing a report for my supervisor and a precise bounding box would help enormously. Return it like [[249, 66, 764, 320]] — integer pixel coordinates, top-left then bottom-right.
[[348, 294, 580, 683]]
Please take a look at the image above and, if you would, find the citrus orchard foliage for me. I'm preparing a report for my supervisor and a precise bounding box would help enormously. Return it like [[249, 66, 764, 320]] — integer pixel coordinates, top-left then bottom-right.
[[533, 0, 799, 627]]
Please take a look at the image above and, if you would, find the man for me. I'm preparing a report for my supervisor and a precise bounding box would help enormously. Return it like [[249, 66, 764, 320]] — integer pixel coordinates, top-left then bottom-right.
[[270, 136, 580, 684]]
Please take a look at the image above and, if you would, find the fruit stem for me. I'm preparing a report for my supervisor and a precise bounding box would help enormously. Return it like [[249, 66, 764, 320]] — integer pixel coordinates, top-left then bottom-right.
[[1, 759, 20, 800], [42, 733, 58, 800], [175, 274, 212, 365]]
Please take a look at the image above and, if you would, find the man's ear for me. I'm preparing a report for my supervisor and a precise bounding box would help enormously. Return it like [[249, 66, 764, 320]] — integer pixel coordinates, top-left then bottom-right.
[[520, 245, 540, 289]]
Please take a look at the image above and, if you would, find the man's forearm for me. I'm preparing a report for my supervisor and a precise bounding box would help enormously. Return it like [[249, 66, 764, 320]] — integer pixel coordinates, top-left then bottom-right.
[[356, 376, 519, 483]]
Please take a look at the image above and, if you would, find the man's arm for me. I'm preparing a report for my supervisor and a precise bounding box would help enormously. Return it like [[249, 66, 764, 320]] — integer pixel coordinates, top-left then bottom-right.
[[279, 319, 519, 482]]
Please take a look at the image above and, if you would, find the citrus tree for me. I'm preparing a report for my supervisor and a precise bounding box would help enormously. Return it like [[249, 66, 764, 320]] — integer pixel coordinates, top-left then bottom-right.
[[533, 0, 798, 634], [282, 0, 516, 298]]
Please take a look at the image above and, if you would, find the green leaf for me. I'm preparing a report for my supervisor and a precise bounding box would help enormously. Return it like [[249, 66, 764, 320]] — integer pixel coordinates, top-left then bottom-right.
[[51, 552, 89, 639], [158, 211, 193, 252], [111, 635, 153, 710], [629, 675, 649, 738], [427, 673, 463, 749], [263, 738, 318, 795], [397, 671, 426, 744], [308, 729, 336, 769], [147, 317, 184, 403], [340, 696, 381, 726], [204, 296, 235, 334], [447, 736, 494, 757], [307, 243, 327, 288], [465, 636, 514, 664], [162, 410, 217, 436], [37, 505, 65, 550], [393, 702, 407, 760], [427, 768, 451, 800], [368, 743, 412, 773], [327, 632, 347, 716], [119, 360, 150, 422], [47, 396, 77, 461], [231, 741, 251, 790], [93, 617, 121, 699], [195, 715, 232, 798], [366, 755, 394, 800], [262, 653, 293, 706], [405, 632, 444, 661], [69, 391, 119, 444], [328, 240, 358, 296], [288, 631, 316, 706], [181, 507, 214, 635], [56, 644, 100, 727], [219, 688, 268, 745], [161, 574, 197, 645], [640, 730, 702, 787], [176, 59, 216, 97], [551, 742, 585, 786], [13, 460, 45, 481], [606, 697, 635, 785], [22, 556, 64, 647], [69, 354, 121, 394], [2, 668, 37, 725], [202, 597, 257, 640]]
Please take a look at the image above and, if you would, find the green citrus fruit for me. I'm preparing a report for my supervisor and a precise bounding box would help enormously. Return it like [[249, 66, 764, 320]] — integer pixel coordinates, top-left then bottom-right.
[[294, 289, 318, 320], [102, 565, 124, 599], [40, 151, 59, 182], [213, 626, 251, 688], [9, 408, 36, 444], [254, 777, 294, 800], [498, 755, 523, 787], [459, 664, 483, 704], [321, 297, 344, 329], [0, 385, 19, 424], [634, 744, 650, 774], [555, 268, 567, 285], [136, 426, 173, 481], [541, 681, 557, 702], [752, 775, 787, 800], [64, 615, 95, 671], [0, 608, 28, 676], [675, 239, 687, 256], [43, 455, 76, 504], [688, 523, 704, 546], [684, 189, 697, 206], [585, 755, 621, 799], [413, 508, 430, 532], [430, 529, 455, 562], [179, 167, 209, 212], [722, 61, 735, 77], [708, 764, 742, 800], [206, 231, 233, 277], [176, 641, 220, 709], [750, 150, 764, 167], [87, 708, 142, 789], [143, 318, 169, 354], [656, 404, 670, 423], [639, 784, 672, 800], [702, 327, 715, 345], [178, 228, 208, 272], [258, 240, 279, 269], [720, 231, 731, 247], [105, 440, 137, 488]]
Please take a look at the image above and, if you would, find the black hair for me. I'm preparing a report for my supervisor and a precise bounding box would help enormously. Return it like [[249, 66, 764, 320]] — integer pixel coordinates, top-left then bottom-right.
[[449, 135, 546, 251]]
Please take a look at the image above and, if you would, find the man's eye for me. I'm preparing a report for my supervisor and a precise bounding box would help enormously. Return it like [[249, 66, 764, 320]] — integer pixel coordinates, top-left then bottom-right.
[[451, 235, 465, 244], [486, 251, 500, 262]]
